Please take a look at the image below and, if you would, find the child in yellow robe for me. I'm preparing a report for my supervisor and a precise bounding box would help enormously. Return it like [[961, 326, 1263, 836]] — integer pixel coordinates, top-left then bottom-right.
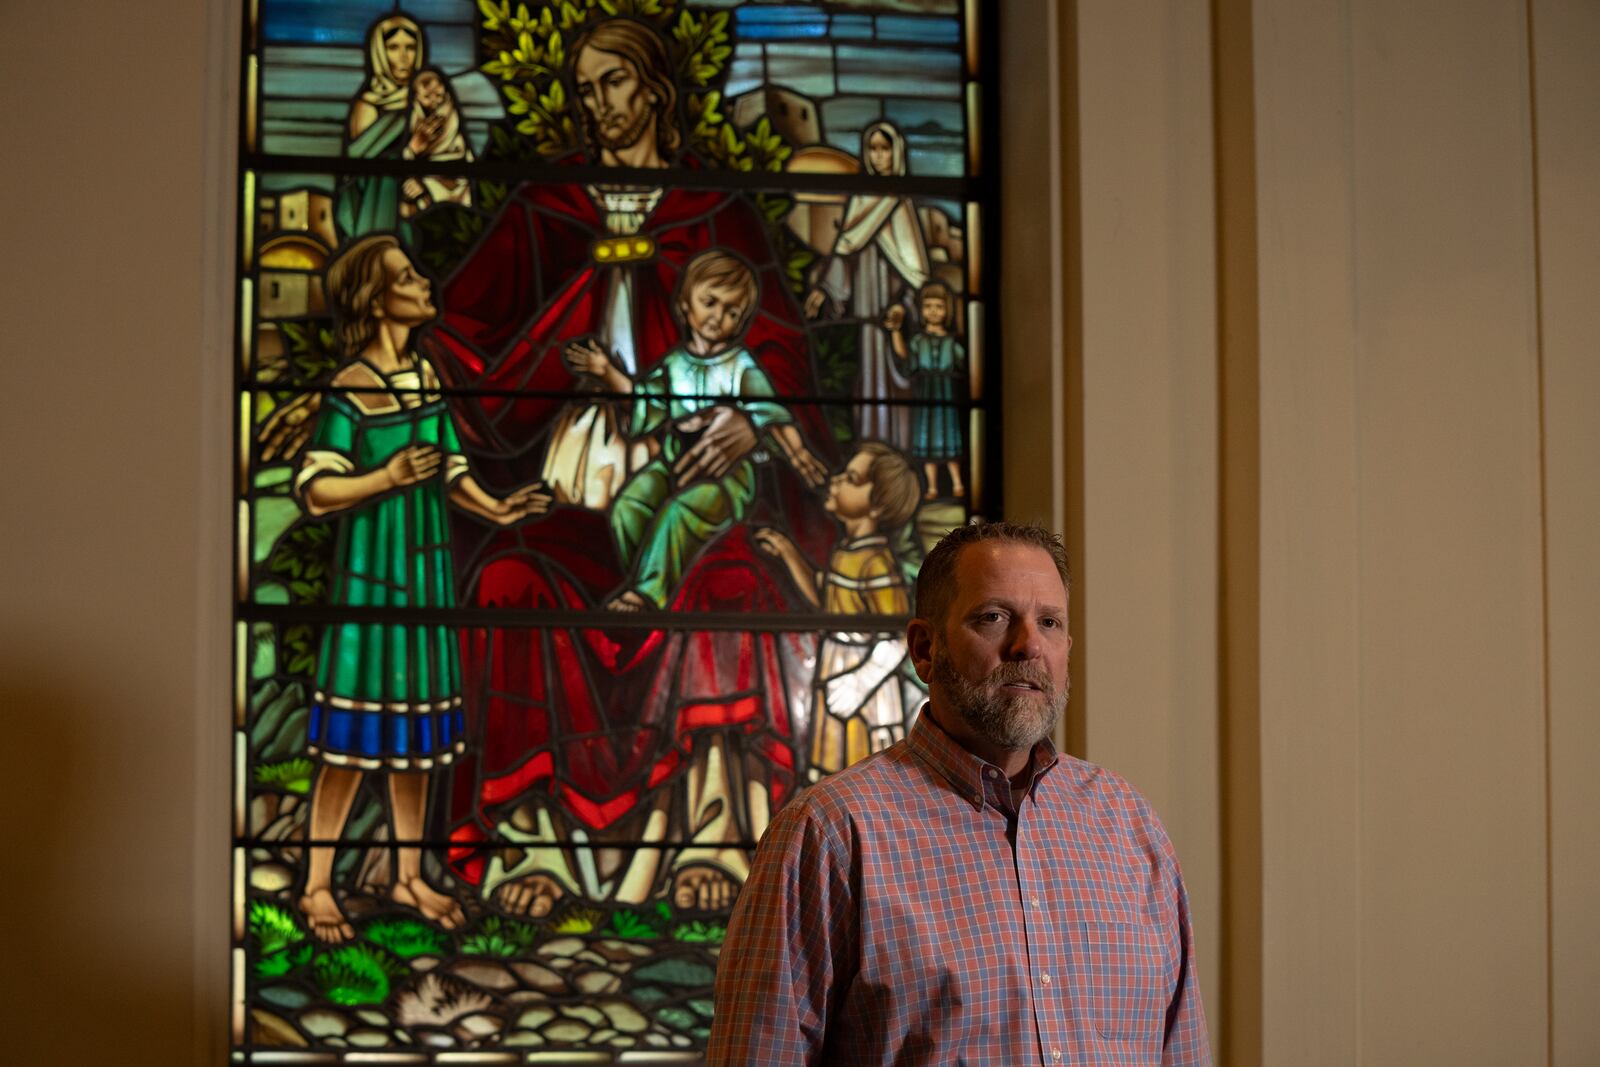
[[755, 441, 923, 776]]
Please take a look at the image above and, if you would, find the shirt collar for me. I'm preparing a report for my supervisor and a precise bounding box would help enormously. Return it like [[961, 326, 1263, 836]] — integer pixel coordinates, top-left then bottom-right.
[[909, 703, 1060, 812]]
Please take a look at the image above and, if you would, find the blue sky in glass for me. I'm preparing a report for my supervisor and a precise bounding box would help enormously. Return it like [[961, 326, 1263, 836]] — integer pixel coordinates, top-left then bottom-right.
[[722, 6, 964, 177], [735, 6, 958, 45], [257, 0, 968, 176], [263, 0, 476, 44]]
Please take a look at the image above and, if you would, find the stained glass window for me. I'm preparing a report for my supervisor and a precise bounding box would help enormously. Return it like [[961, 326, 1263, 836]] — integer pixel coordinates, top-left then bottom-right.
[[232, 0, 996, 1059]]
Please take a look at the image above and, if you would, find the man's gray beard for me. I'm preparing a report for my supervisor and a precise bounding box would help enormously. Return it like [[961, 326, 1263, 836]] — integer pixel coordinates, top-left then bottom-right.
[[591, 103, 655, 155], [930, 651, 1068, 752]]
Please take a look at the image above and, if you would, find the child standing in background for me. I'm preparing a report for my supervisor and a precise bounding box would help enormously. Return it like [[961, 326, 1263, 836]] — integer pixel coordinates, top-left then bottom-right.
[[884, 280, 966, 500]]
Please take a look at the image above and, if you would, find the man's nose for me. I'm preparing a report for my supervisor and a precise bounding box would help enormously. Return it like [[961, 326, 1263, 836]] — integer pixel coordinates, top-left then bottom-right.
[[1004, 617, 1046, 660]]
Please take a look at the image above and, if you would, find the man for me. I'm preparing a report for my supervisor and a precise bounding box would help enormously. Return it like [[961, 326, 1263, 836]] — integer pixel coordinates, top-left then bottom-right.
[[707, 521, 1211, 1065], [430, 17, 835, 916]]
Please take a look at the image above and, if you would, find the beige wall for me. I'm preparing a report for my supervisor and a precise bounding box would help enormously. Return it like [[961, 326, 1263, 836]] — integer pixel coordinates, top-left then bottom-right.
[[1071, 0, 1226, 1041], [1251, 1, 1598, 1062], [0, 0, 230, 1062], [1535, 3, 1600, 1062], [1060, 0, 1600, 1063], [3, 1, 1596, 1063]]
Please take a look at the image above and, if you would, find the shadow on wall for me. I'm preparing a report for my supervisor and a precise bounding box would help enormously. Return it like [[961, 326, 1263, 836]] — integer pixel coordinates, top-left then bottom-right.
[[0, 642, 207, 1065]]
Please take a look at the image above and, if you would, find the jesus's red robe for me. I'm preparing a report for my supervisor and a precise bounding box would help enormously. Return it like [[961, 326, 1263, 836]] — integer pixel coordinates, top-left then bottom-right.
[[426, 164, 834, 879]]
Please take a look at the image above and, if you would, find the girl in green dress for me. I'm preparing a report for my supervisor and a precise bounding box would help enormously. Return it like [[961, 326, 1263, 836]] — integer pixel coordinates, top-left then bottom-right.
[[294, 235, 549, 942], [885, 280, 966, 500]]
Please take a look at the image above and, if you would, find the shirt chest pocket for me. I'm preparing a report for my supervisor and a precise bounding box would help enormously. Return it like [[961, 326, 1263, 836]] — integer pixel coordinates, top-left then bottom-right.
[[1070, 917, 1170, 1043]]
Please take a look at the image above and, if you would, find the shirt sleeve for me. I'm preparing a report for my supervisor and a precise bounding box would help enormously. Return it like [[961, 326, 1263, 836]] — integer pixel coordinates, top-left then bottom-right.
[[705, 795, 857, 1066], [733, 351, 793, 430], [1160, 827, 1212, 1064], [440, 411, 469, 485], [292, 397, 358, 499]]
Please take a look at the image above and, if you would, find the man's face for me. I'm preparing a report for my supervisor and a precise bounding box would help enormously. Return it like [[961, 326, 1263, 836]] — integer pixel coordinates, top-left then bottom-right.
[[914, 542, 1071, 753], [825, 450, 878, 522], [680, 279, 746, 350], [377, 247, 436, 326], [575, 45, 654, 152], [384, 30, 419, 84]]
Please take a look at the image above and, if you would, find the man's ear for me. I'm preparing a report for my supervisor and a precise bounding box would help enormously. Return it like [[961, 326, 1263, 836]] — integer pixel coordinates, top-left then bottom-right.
[[906, 617, 935, 683]]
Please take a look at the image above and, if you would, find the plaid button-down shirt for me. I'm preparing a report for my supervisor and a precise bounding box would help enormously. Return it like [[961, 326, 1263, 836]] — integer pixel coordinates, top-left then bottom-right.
[[708, 706, 1210, 1066]]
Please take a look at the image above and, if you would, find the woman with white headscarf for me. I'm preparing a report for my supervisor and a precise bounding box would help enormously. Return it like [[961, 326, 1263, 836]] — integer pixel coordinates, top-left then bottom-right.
[[804, 121, 931, 448], [335, 13, 426, 240]]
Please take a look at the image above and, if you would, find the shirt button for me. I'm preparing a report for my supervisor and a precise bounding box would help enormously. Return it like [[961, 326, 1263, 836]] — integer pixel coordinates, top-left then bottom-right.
[[1031, 896, 1041, 908], [1040, 973, 1051, 985], [985, 767, 998, 778], [1051, 1049, 1062, 1061]]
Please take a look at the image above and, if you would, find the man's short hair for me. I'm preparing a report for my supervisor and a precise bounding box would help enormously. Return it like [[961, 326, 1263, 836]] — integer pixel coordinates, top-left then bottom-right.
[[914, 520, 1072, 628]]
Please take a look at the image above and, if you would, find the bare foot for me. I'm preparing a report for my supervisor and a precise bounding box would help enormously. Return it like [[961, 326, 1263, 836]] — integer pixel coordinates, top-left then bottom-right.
[[391, 876, 466, 930], [951, 483, 966, 498], [494, 873, 565, 917], [605, 590, 650, 612], [924, 486, 939, 501], [672, 863, 739, 911], [300, 887, 355, 943]]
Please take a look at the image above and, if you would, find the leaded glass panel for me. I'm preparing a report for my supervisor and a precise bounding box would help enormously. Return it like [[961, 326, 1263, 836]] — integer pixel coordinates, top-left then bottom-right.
[[233, 0, 995, 1059]]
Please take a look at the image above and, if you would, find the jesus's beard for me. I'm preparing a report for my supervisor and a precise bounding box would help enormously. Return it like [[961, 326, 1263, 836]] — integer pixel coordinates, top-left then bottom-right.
[[591, 103, 656, 155], [931, 652, 1068, 752]]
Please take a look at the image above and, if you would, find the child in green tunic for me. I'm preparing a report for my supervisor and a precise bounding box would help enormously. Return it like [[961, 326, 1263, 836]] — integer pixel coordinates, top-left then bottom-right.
[[294, 235, 549, 943], [564, 250, 828, 610]]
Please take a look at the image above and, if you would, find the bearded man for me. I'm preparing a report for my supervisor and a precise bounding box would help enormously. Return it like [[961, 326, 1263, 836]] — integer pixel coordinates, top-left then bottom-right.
[[709, 521, 1212, 1066], [429, 17, 834, 917]]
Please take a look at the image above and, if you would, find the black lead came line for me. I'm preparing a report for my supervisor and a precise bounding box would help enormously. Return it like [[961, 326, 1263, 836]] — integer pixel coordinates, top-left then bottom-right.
[[243, 151, 976, 200], [240, 382, 985, 409], [244, 604, 914, 633]]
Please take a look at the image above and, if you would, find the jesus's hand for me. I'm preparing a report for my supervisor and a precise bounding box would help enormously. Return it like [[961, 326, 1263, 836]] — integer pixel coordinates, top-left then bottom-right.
[[673, 405, 758, 483]]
